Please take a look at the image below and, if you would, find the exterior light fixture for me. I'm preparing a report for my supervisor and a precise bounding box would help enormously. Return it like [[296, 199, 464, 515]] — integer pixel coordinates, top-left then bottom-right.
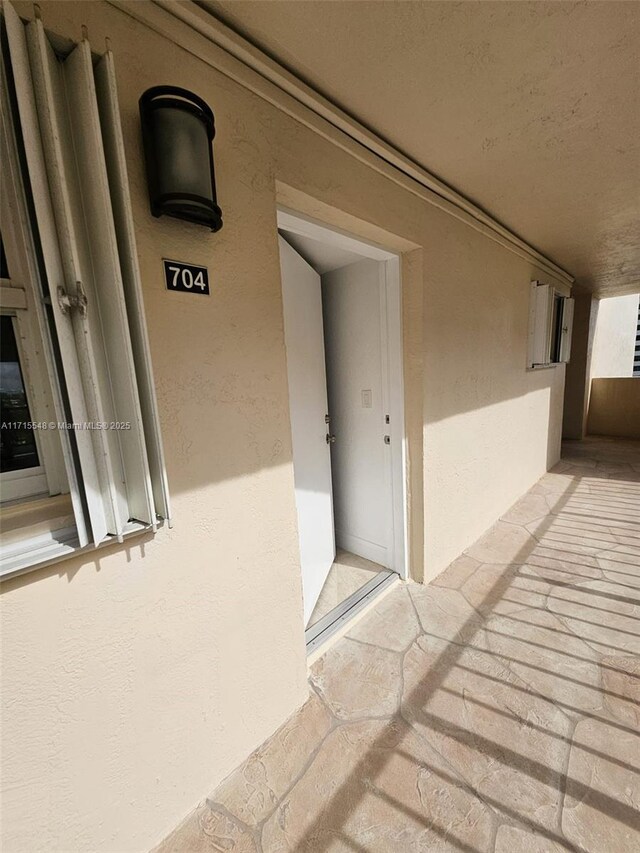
[[139, 86, 223, 232]]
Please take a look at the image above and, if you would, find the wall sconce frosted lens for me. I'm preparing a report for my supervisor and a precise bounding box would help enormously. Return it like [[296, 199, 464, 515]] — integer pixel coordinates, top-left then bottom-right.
[[139, 86, 223, 232]]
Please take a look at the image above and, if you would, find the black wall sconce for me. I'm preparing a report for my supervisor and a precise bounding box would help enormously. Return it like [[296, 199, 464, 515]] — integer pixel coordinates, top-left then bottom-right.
[[139, 86, 223, 232]]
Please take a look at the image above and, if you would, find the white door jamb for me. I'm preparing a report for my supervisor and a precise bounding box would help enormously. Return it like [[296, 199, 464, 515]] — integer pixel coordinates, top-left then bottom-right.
[[277, 207, 409, 580]]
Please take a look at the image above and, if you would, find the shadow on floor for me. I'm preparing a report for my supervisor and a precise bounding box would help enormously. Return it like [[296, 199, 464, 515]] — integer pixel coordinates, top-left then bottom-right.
[[157, 437, 640, 853]]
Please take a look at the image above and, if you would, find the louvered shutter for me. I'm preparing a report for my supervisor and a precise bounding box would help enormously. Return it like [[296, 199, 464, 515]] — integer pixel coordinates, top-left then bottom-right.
[[4, 2, 170, 543], [529, 282, 553, 366], [559, 298, 575, 363]]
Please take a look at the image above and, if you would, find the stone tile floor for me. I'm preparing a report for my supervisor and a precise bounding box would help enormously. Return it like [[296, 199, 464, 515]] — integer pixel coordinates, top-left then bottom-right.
[[157, 437, 640, 852]]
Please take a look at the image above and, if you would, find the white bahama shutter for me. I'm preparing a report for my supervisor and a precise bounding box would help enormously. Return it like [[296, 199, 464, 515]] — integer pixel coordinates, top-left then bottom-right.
[[3, 2, 170, 542], [94, 51, 171, 525], [4, 1, 105, 545], [528, 282, 553, 367], [559, 297, 575, 364]]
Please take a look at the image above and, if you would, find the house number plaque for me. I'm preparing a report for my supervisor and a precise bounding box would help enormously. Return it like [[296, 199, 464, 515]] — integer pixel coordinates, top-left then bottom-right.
[[163, 259, 210, 295]]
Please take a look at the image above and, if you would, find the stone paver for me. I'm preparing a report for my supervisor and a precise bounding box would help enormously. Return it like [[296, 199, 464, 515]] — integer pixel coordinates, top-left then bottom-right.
[[494, 824, 568, 852], [408, 583, 482, 641], [482, 608, 603, 717], [432, 553, 481, 589], [213, 692, 332, 827], [460, 561, 550, 616], [601, 655, 640, 727], [547, 578, 640, 656], [346, 585, 420, 652], [465, 520, 535, 564], [562, 717, 640, 852], [402, 630, 572, 836], [156, 805, 258, 853], [155, 437, 640, 852]]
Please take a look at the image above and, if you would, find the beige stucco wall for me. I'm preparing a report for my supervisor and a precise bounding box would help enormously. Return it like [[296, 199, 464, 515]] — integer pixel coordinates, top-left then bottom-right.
[[562, 291, 597, 440], [590, 293, 639, 378], [1, 2, 569, 851], [587, 378, 640, 438]]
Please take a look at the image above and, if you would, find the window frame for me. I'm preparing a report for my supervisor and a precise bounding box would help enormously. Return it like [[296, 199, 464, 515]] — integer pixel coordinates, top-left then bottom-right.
[[0, 100, 70, 504], [0, 312, 49, 501], [528, 280, 574, 369]]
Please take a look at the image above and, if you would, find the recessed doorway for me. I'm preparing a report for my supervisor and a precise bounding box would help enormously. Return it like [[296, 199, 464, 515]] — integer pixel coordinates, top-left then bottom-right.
[[277, 210, 407, 653]]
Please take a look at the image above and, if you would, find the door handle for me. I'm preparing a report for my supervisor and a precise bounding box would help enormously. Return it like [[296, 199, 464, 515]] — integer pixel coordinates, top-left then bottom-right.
[[326, 434, 336, 444]]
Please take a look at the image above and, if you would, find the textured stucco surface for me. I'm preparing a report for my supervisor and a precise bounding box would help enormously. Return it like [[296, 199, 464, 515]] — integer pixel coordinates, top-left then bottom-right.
[[208, 0, 640, 297], [1, 2, 568, 850], [562, 290, 597, 440], [587, 378, 640, 439], [590, 294, 639, 379]]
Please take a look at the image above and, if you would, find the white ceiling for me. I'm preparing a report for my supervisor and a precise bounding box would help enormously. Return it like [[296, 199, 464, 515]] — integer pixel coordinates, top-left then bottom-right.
[[204, 1, 640, 297]]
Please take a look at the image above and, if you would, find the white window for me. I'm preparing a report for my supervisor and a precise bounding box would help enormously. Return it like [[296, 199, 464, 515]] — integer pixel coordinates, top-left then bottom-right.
[[1, 3, 170, 579], [528, 280, 574, 368], [1, 315, 48, 501]]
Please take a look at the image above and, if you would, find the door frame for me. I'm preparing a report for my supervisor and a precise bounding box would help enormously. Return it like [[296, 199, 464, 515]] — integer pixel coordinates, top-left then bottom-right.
[[277, 207, 409, 580]]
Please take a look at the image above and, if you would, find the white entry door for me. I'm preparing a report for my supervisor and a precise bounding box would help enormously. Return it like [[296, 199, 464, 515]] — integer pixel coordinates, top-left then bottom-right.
[[322, 258, 392, 568], [278, 236, 336, 625]]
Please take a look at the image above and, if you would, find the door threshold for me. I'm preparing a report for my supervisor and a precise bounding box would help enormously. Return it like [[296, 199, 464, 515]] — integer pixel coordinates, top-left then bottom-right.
[[305, 569, 398, 656]]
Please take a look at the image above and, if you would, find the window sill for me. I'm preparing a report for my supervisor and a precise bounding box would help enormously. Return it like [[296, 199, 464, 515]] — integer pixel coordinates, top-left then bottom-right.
[[527, 363, 562, 371], [0, 519, 159, 583], [1, 493, 74, 543]]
